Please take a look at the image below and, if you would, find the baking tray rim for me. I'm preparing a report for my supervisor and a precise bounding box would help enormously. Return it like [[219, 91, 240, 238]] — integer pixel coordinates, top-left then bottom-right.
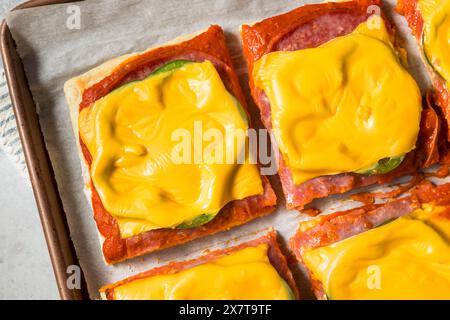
[[0, 0, 88, 300]]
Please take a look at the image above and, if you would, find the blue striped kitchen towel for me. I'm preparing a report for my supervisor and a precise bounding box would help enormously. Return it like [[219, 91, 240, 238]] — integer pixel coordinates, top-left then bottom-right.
[[0, 69, 27, 178]]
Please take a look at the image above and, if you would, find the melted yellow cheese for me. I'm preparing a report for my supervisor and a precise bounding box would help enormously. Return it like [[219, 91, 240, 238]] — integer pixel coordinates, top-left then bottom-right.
[[420, 0, 450, 87], [110, 244, 293, 300], [253, 17, 422, 184], [79, 61, 263, 238], [302, 204, 450, 300]]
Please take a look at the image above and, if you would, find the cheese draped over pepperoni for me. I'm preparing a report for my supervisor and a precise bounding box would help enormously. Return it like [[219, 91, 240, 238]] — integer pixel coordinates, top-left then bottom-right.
[[253, 16, 422, 184], [110, 244, 293, 300], [420, 0, 450, 88], [79, 61, 263, 238], [302, 204, 450, 299]]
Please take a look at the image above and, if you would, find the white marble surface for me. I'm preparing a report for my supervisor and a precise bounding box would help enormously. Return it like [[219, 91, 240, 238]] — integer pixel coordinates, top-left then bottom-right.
[[0, 0, 59, 300]]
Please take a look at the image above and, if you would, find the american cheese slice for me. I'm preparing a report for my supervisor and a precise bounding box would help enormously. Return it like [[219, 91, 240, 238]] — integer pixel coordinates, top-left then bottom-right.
[[79, 61, 263, 238], [253, 16, 422, 184]]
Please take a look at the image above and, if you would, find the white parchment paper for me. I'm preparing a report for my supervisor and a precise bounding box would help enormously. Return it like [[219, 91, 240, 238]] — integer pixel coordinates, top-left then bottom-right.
[[4, 0, 444, 299]]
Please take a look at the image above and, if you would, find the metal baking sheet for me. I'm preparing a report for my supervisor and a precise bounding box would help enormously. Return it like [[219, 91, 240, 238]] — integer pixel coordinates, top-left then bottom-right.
[[1, 0, 446, 300], [0, 0, 88, 300]]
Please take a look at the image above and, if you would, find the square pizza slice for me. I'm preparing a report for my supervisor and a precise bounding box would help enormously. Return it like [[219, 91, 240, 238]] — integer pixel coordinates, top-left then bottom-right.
[[241, 0, 446, 210], [291, 181, 450, 299], [64, 25, 276, 264], [100, 229, 299, 300]]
